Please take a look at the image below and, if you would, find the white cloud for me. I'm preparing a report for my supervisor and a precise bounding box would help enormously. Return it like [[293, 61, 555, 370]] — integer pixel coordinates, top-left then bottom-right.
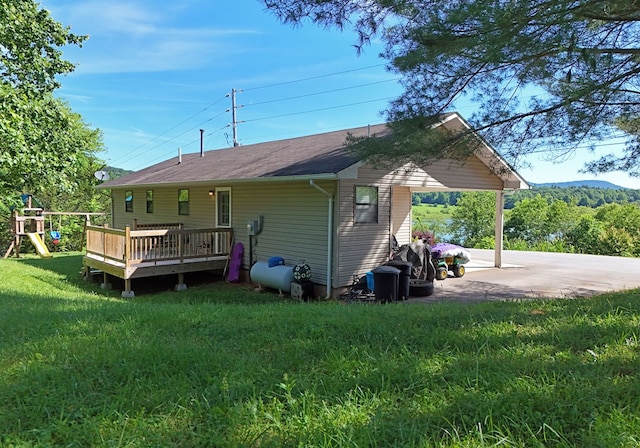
[[46, 0, 261, 74]]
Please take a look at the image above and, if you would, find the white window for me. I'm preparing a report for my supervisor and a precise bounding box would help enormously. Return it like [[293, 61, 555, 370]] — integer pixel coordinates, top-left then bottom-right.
[[178, 189, 190, 216], [146, 190, 153, 214], [125, 190, 133, 213], [354, 185, 378, 224]]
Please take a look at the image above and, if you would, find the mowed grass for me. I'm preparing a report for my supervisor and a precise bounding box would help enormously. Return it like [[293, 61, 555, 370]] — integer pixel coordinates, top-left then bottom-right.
[[1, 254, 640, 447]]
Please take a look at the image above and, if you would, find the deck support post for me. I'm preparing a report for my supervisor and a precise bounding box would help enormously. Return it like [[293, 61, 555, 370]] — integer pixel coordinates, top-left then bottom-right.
[[174, 273, 188, 291], [121, 279, 135, 298], [100, 272, 112, 290]]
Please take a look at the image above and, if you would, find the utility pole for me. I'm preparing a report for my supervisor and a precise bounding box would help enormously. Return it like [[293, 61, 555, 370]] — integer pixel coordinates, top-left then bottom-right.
[[231, 88, 242, 147]]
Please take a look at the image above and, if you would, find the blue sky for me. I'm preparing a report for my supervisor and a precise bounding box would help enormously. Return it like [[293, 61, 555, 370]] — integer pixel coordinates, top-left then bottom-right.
[[44, 0, 640, 189]]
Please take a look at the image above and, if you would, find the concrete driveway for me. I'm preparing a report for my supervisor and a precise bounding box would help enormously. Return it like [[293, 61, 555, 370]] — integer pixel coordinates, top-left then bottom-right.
[[408, 249, 640, 304]]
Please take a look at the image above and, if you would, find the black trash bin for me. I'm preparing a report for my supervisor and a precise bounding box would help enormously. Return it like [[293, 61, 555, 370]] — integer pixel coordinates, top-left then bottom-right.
[[372, 266, 400, 302], [385, 260, 412, 300]]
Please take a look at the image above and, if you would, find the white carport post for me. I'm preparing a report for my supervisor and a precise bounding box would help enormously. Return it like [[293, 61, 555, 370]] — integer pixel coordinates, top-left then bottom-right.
[[494, 190, 505, 268]]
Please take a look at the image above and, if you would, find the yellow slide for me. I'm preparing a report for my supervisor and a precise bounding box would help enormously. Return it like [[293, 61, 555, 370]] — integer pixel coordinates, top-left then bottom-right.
[[26, 233, 52, 258]]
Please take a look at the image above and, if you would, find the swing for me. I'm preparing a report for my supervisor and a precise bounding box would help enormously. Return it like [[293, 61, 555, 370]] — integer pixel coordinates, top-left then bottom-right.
[[49, 215, 61, 245]]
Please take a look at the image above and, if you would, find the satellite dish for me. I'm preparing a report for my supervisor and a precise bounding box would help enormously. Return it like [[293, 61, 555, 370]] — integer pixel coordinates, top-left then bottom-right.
[[94, 170, 110, 181]]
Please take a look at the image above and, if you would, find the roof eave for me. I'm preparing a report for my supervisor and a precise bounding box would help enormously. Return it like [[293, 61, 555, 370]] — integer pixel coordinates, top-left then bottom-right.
[[96, 172, 339, 190]]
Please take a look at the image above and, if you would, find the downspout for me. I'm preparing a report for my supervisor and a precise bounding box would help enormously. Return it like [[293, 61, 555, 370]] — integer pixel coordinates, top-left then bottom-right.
[[309, 180, 333, 298]]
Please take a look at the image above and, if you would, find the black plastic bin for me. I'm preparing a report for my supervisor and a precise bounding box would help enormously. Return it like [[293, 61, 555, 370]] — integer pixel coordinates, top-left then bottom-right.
[[384, 260, 412, 300], [372, 266, 400, 302]]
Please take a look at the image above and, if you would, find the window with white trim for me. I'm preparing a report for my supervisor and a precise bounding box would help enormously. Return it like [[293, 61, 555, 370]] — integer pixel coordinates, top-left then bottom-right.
[[178, 189, 190, 215], [354, 185, 378, 224], [125, 190, 133, 213], [146, 190, 153, 213]]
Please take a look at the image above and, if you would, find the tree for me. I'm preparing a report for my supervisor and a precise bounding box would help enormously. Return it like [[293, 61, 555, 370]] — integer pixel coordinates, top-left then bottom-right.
[[0, 87, 104, 201], [594, 203, 640, 255], [0, 0, 86, 94], [505, 195, 549, 244], [0, 1, 100, 203], [449, 192, 495, 246], [264, 0, 640, 174], [505, 195, 579, 245], [565, 215, 604, 254]]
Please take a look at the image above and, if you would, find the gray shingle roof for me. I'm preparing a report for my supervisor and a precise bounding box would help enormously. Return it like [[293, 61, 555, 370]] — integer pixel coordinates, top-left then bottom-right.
[[100, 124, 390, 188]]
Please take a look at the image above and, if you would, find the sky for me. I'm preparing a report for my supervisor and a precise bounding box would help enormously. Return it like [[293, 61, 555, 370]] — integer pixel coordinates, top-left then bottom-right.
[[42, 0, 640, 189]]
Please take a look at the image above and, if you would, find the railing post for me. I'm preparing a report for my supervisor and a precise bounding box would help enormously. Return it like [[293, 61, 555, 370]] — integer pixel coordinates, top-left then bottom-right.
[[101, 227, 106, 261], [179, 229, 184, 263], [125, 226, 131, 267]]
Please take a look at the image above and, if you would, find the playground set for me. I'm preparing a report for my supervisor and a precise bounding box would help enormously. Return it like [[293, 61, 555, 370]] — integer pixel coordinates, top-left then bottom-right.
[[3, 194, 103, 259]]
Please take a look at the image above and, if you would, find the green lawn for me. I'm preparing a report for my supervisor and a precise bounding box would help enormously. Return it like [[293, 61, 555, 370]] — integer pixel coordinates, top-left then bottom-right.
[[412, 204, 454, 241], [1, 253, 640, 447], [413, 203, 455, 222]]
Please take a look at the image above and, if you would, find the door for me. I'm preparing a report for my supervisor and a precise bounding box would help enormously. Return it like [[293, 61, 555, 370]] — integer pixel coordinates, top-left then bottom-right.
[[215, 187, 231, 252]]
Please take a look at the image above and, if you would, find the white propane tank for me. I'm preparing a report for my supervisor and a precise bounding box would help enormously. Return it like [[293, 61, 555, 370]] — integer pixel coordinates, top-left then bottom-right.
[[250, 262, 294, 293]]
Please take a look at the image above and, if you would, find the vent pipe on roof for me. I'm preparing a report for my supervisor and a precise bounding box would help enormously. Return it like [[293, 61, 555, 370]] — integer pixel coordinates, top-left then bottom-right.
[[178, 147, 182, 164], [200, 129, 205, 157]]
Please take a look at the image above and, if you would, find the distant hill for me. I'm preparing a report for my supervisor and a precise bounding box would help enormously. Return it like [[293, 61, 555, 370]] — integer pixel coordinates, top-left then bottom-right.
[[106, 166, 133, 179], [533, 180, 627, 190]]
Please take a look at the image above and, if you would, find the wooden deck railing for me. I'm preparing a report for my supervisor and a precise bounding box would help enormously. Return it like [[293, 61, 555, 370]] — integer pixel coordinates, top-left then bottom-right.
[[85, 225, 233, 266], [132, 220, 183, 230]]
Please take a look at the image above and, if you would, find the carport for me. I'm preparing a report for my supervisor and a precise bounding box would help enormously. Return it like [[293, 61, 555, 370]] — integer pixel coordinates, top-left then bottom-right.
[[403, 114, 529, 268]]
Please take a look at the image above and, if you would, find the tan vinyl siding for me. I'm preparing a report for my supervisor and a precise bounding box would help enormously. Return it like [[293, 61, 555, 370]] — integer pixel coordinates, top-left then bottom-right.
[[375, 158, 504, 191], [112, 186, 216, 229], [416, 157, 504, 190], [110, 182, 333, 286], [392, 186, 412, 246], [336, 168, 394, 288], [231, 181, 333, 285]]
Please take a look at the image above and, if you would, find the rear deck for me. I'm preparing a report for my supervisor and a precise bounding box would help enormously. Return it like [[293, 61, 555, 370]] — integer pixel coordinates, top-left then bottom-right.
[[83, 224, 233, 297]]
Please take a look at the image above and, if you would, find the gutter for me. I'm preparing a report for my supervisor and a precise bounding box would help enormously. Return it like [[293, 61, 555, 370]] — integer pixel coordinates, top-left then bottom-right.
[[309, 180, 334, 299], [96, 173, 340, 190]]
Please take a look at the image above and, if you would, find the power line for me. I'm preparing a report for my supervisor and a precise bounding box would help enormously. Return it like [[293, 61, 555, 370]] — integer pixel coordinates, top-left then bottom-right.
[[108, 95, 229, 166], [243, 63, 388, 91], [135, 123, 232, 169], [242, 96, 395, 124], [110, 64, 394, 167], [114, 109, 230, 166], [244, 79, 399, 108]]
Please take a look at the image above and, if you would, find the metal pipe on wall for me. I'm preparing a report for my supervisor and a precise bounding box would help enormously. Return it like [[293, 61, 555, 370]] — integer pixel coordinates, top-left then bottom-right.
[[309, 180, 334, 298]]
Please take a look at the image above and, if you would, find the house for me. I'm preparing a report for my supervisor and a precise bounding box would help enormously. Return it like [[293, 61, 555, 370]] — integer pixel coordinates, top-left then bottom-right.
[[88, 112, 528, 297]]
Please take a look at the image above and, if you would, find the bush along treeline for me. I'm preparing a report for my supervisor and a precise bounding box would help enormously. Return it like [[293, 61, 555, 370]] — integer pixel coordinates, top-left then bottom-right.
[[413, 186, 640, 209], [413, 192, 640, 257]]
